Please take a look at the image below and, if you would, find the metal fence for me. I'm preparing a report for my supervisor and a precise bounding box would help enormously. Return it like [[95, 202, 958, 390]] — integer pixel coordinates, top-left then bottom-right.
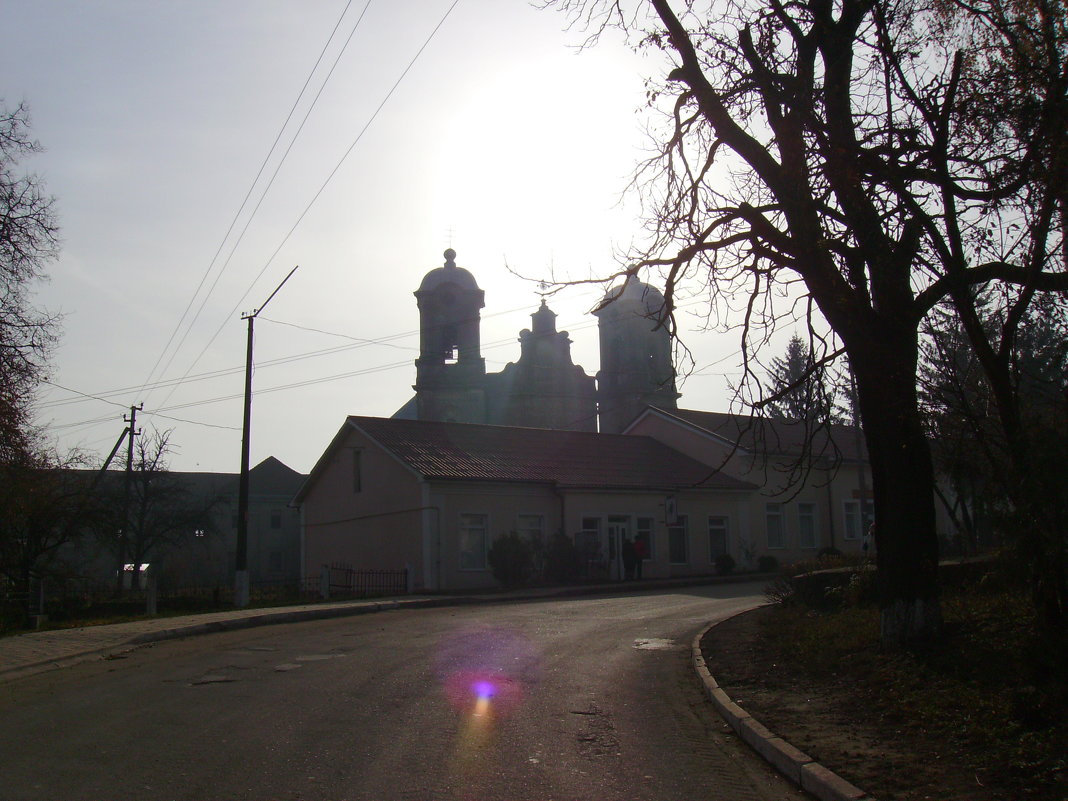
[[321, 563, 409, 599]]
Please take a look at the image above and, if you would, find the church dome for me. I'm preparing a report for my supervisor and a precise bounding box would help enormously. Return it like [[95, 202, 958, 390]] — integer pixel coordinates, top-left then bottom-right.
[[597, 274, 666, 317], [418, 248, 481, 293]]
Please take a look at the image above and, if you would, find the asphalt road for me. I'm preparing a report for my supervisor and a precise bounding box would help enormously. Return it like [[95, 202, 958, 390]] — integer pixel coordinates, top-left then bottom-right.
[[0, 582, 804, 801]]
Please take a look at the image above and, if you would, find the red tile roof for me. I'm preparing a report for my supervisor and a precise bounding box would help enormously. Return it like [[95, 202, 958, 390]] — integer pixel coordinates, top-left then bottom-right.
[[348, 416, 755, 491]]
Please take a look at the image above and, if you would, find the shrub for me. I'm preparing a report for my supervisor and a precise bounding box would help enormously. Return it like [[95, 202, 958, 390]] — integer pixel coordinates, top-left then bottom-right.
[[757, 555, 779, 573], [544, 533, 583, 584], [715, 553, 736, 575], [488, 533, 533, 588]]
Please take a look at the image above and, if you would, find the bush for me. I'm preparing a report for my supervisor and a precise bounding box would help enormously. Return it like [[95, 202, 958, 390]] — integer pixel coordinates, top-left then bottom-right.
[[487, 533, 534, 588], [715, 553, 736, 575], [544, 533, 583, 584], [757, 555, 779, 573]]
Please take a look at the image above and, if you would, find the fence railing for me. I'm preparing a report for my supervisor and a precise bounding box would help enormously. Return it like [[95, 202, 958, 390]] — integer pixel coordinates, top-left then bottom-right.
[[320, 563, 409, 600]]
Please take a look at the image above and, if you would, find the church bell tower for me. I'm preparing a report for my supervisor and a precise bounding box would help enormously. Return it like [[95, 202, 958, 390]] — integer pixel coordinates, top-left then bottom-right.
[[413, 249, 487, 423], [594, 275, 679, 433]]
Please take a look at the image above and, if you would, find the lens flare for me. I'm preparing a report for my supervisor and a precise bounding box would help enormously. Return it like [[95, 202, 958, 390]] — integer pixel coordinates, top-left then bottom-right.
[[444, 670, 523, 716], [434, 626, 543, 792]]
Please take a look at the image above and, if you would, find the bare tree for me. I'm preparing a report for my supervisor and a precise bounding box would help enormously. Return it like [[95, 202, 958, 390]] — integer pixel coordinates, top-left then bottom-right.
[[99, 430, 218, 593], [0, 449, 98, 594], [0, 100, 59, 465], [545, 0, 1068, 644]]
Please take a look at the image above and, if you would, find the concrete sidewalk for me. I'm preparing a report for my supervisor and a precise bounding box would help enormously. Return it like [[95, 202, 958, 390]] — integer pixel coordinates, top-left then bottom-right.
[[0, 595, 463, 683]]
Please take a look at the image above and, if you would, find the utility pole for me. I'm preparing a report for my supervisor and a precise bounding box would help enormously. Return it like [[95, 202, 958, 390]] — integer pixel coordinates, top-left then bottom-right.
[[234, 266, 298, 607], [116, 404, 142, 596]]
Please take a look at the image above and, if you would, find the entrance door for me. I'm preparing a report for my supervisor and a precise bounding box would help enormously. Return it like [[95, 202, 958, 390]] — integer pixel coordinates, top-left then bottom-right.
[[606, 516, 629, 581]]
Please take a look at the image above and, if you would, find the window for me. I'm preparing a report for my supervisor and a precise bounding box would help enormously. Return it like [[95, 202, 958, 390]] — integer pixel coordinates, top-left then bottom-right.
[[517, 514, 544, 546], [797, 503, 817, 549], [635, 517, 654, 560], [458, 514, 488, 570], [668, 516, 689, 564], [577, 517, 601, 558], [708, 516, 729, 560], [270, 509, 282, 530], [843, 500, 874, 540], [766, 503, 785, 549], [352, 449, 362, 493]]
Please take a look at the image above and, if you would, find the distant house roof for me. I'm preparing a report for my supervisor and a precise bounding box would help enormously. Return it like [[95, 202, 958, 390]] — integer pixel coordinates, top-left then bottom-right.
[[633, 408, 869, 463], [245, 456, 307, 497], [297, 416, 755, 501], [78, 456, 306, 502]]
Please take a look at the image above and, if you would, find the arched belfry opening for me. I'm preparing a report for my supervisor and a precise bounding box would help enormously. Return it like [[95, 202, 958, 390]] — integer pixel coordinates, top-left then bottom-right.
[[413, 249, 487, 423]]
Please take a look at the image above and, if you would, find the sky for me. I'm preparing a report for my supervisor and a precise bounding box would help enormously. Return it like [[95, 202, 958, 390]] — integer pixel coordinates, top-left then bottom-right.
[[2, 0, 748, 475]]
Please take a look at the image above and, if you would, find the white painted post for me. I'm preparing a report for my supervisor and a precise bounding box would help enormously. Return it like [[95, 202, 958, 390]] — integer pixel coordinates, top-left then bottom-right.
[[319, 565, 330, 600]]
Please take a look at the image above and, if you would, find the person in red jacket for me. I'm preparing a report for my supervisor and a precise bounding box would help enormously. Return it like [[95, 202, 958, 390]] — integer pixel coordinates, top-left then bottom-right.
[[633, 536, 648, 579]]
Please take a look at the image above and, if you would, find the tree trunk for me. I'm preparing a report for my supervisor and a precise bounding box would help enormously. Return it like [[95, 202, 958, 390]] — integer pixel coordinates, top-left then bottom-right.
[[854, 340, 943, 648]]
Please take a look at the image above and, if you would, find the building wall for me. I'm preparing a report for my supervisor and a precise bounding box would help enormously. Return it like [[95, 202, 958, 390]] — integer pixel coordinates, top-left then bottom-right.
[[301, 426, 425, 585], [426, 481, 561, 591], [561, 488, 752, 579], [628, 413, 879, 565]]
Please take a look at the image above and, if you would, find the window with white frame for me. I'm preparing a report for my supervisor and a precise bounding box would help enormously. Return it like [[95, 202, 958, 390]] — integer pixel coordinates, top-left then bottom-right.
[[668, 515, 688, 564], [578, 517, 601, 558], [517, 514, 544, 546], [458, 513, 488, 570], [797, 503, 817, 549], [636, 517, 654, 560], [766, 503, 785, 549], [843, 500, 874, 540], [708, 516, 729, 560]]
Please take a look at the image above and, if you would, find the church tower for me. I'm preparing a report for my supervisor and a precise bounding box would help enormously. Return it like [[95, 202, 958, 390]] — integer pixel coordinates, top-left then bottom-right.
[[413, 249, 487, 423], [594, 275, 679, 433]]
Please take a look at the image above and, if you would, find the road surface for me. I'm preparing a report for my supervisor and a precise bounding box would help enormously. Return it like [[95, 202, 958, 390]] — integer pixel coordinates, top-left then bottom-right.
[[0, 582, 804, 800]]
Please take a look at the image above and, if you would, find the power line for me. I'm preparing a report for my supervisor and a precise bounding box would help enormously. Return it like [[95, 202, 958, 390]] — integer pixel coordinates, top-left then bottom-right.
[[40, 291, 599, 412], [152, 0, 463, 418], [45, 283, 715, 436], [139, 0, 368, 409]]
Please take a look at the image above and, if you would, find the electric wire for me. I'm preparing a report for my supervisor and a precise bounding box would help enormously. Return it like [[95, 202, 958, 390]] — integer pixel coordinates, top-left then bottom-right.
[[151, 0, 462, 418], [138, 0, 363, 408], [41, 291, 598, 412]]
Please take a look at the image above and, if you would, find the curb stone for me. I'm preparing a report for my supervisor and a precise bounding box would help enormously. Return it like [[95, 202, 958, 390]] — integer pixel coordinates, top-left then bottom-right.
[[692, 613, 877, 801]]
